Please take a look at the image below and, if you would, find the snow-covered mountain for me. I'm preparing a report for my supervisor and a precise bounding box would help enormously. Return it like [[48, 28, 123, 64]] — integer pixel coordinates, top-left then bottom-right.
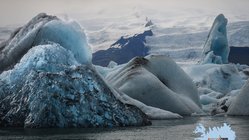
[[84, 13, 249, 66], [147, 20, 249, 65]]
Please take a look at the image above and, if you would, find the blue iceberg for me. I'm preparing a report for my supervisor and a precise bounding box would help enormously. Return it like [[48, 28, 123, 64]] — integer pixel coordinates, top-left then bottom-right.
[[0, 13, 150, 128], [202, 14, 229, 64]]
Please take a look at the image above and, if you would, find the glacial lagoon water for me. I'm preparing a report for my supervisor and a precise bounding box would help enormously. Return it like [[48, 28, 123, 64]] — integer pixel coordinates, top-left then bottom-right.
[[0, 116, 249, 140]]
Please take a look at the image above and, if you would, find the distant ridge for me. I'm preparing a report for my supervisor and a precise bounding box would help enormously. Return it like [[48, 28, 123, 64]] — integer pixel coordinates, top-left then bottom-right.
[[229, 46, 249, 65], [92, 30, 153, 66]]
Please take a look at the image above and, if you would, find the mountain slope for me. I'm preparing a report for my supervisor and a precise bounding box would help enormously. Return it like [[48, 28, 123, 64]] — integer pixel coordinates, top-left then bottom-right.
[[92, 30, 153, 66]]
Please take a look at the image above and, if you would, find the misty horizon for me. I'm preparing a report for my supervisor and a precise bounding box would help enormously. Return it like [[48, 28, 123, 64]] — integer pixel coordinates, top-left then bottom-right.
[[0, 0, 249, 26]]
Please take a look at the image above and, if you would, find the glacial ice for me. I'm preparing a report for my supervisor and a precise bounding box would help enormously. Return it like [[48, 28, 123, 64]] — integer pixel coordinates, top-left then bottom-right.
[[105, 55, 203, 115], [0, 13, 150, 127], [201, 51, 222, 64], [0, 44, 79, 85], [0, 44, 150, 127], [227, 80, 249, 115], [202, 14, 229, 64], [184, 64, 244, 94], [34, 20, 92, 64], [200, 95, 218, 105], [107, 61, 118, 68], [112, 89, 182, 119], [0, 13, 91, 73], [0, 13, 57, 72]]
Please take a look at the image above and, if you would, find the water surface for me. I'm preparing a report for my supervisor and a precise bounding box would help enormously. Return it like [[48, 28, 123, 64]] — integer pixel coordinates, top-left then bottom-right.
[[1, 116, 249, 140]]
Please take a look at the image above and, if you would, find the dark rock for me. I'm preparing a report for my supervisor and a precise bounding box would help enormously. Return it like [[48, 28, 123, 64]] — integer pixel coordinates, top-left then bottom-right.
[[229, 46, 249, 65], [92, 30, 153, 66]]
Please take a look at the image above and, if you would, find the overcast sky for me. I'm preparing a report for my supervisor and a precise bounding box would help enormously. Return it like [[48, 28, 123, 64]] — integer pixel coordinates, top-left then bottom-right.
[[0, 0, 249, 26]]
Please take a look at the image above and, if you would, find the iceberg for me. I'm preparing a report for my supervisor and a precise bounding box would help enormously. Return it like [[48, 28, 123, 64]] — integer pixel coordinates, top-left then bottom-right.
[[105, 55, 202, 115], [202, 14, 229, 64], [0, 13, 150, 128], [227, 80, 249, 115]]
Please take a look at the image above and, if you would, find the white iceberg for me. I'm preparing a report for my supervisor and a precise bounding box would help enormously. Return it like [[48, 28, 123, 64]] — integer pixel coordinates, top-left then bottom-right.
[[184, 64, 244, 95], [105, 55, 202, 115], [227, 80, 249, 115], [111, 88, 182, 119]]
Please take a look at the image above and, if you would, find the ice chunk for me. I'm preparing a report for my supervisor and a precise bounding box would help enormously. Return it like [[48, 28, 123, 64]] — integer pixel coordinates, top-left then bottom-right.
[[200, 95, 218, 105], [228, 80, 249, 115], [201, 51, 222, 64], [202, 14, 229, 64], [184, 64, 244, 94], [107, 61, 118, 68], [105, 55, 202, 115]]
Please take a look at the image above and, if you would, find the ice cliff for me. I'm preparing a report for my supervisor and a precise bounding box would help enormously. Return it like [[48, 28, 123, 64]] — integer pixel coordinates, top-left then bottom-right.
[[0, 13, 150, 128], [202, 14, 229, 64]]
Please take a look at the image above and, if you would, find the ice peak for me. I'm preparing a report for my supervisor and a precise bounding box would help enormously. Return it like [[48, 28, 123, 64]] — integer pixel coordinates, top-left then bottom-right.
[[202, 14, 229, 64]]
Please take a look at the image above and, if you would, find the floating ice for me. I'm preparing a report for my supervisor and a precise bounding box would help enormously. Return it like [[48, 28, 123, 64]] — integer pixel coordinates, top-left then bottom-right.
[[112, 88, 182, 119], [228, 80, 249, 115], [202, 14, 229, 64], [0, 13, 149, 128], [105, 55, 202, 115], [0, 44, 150, 127], [184, 64, 244, 94]]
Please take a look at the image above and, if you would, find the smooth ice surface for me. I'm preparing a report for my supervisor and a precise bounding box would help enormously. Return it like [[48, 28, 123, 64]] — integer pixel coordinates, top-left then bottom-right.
[[105, 55, 202, 115], [202, 14, 229, 64], [112, 89, 182, 119], [228, 80, 249, 115], [34, 20, 91, 64], [200, 95, 218, 105]]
